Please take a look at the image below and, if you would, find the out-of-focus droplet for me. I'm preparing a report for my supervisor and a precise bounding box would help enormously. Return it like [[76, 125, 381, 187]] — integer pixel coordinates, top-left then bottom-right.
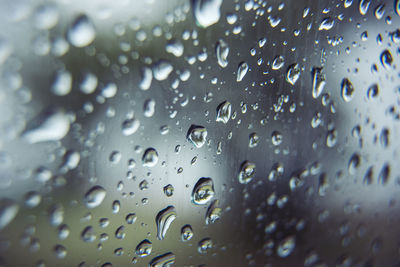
[[216, 39, 229, 68], [205, 199, 221, 224], [153, 60, 173, 81], [24, 191, 41, 208], [277, 236, 296, 257], [112, 200, 120, 214], [348, 153, 361, 175], [236, 61, 249, 82], [367, 83, 379, 100], [187, 125, 207, 148], [378, 163, 390, 185], [51, 70, 72, 96], [286, 63, 300, 85], [139, 67, 153, 90], [249, 132, 259, 148], [374, 4, 385, 19], [49, 204, 64, 226], [136, 239, 152, 257], [58, 224, 70, 240], [181, 225, 193, 241], [326, 129, 337, 148], [80, 72, 97, 94], [192, 178, 215, 205], [122, 118, 140, 136], [22, 110, 71, 144], [163, 184, 174, 197], [109, 151, 121, 164], [238, 161, 256, 184], [54, 244, 67, 259], [67, 14, 95, 47], [272, 55, 285, 70], [143, 99, 156, 117], [192, 0, 222, 28], [156, 206, 176, 240], [198, 238, 213, 254], [396, 0, 400, 16], [81, 226, 96, 242], [319, 17, 335, 31], [34, 4, 59, 30], [0, 199, 19, 230], [344, 0, 353, 8], [142, 148, 159, 167], [341, 78, 354, 102], [84, 186, 106, 208], [115, 225, 126, 239], [380, 128, 389, 148], [312, 67, 326, 99], [359, 0, 371, 15], [216, 101, 231, 124], [149, 252, 175, 267], [380, 49, 393, 69]]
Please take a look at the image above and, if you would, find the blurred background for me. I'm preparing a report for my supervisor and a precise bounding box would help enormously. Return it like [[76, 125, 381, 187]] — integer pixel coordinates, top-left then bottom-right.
[[0, 0, 399, 266]]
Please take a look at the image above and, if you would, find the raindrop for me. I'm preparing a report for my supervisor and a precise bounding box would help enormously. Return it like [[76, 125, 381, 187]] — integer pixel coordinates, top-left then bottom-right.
[[380, 128, 389, 148], [348, 153, 361, 175], [367, 84, 379, 100], [277, 236, 296, 257], [272, 55, 285, 70], [380, 49, 393, 69], [153, 60, 173, 81], [112, 200, 120, 214], [271, 131, 283, 146], [249, 132, 259, 148], [319, 17, 335, 31], [80, 72, 98, 94], [67, 14, 95, 47], [198, 238, 213, 254], [101, 83, 117, 98], [216, 101, 232, 124], [115, 225, 125, 239], [84, 186, 106, 208], [156, 206, 176, 240], [396, 0, 400, 16], [109, 151, 121, 164], [24, 191, 41, 208], [149, 253, 175, 267], [378, 163, 390, 185], [192, 178, 215, 205], [181, 225, 193, 241], [163, 184, 174, 197], [312, 67, 326, 99], [341, 78, 354, 102], [143, 99, 156, 117], [359, 0, 371, 15], [215, 39, 229, 68], [205, 200, 221, 224], [54, 245, 67, 259], [374, 4, 385, 19], [136, 239, 152, 257], [139, 67, 152, 90], [81, 226, 96, 242], [142, 148, 159, 167], [344, 0, 353, 8], [187, 125, 207, 148], [286, 64, 300, 85], [126, 213, 137, 224], [34, 4, 59, 30], [121, 118, 140, 136], [236, 61, 249, 82], [238, 161, 256, 184], [326, 130, 337, 148], [49, 204, 64, 226], [166, 40, 184, 57], [51, 70, 72, 96], [363, 167, 373, 185], [0, 199, 19, 230], [192, 0, 222, 28], [58, 224, 70, 240]]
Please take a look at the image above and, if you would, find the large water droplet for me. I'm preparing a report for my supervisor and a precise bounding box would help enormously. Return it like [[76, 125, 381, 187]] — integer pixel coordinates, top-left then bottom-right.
[[187, 125, 207, 148], [149, 252, 175, 267], [286, 63, 300, 85], [67, 14, 95, 47], [312, 67, 326, 99], [216, 39, 229, 68], [156, 206, 176, 240], [205, 199, 221, 224], [341, 78, 354, 102], [181, 225, 193, 241], [22, 110, 71, 144], [277, 236, 296, 257], [142, 148, 159, 167], [165, 40, 184, 57], [238, 161, 256, 184], [216, 101, 232, 124], [192, 177, 215, 205], [380, 49, 393, 69], [139, 67, 153, 90], [136, 239, 152, 257], [192, 0, 222, 28], [51, 70, 72, 96], [236, 61, 249, 82], [0, 199, 19, 230], [80, 72, 98, 94], [121, 118, 140, 136], [272, 55, 285, 70], [84, 186, 106, 208], [153, 60, 173, 81]]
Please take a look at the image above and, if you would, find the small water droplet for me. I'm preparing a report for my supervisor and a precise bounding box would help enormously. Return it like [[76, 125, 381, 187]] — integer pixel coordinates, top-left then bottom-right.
[[136, 239, 152, 257], [153, 60, 173, 81], [139, 67, 152, 90], [215, 39, 229, 68], [367, 83, 379, 100], [216, 101, 231, 124], [156, 206, 176, 240], [286, 63, 300, 85], [24, 191, 41, 208], [312, 67, 326, 99], [359, 0, 371, 15], [142, 148, 159, 167], [121, 118, 140, 136], [126, 213, 137, 224], [149, 252, 175, 267], [236, 61, 249, 82], [112, 200, 120, 214], [115, 225, 125, 239], [277, 236, 296, 257], [374, 4, 385, 19], [0, 199, 19, 230], [81, 226, 96, 242], [187, 125, 207, 148], [54, 244, 67, 259], [192, 178, 215, 205], [205, 199, 221, 224], [272, 55, 285, 70], [396, 0, 400, 16], [319, 17, 335, 31], [380, 49, 393, 69], [198, 238, 213, 254], [271, 131, 283, 146], [52, 70, 72, 96], [341, 78, 354, 102], [84, 186, 106, 208], [238, 161, 256, 184], [249, 132, 259, 148], [67, 14, 95, 47], [166, 40, 184, 57], [181, 225, 194, 241], [378, 163, 390, 185], [163, 184, 174, 197], [143, 99, 156, 117], [192, 0, 222, 28], [348, 153, 361, 175]]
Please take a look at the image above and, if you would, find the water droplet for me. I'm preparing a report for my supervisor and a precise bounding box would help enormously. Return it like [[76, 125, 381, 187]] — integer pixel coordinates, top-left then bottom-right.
[[378, 163, 390, 185], [326, 130, 337, 148], [0, 199, 19, 230], [84, 186, 106, 208], [319, 17, 335, 31], [153, 60, 173, 81], [101, 83, 117, 98], [312, 67, 326, 99], [121, 118, 140, 136], [272, 55, 285, 70], [198, 238, 213, 254], [192, 0, 222, 28], [380, 128, 389, 148], [216, 101, 232, 124], [139, 67, 152, 90], [374, 4, 385, 19], [54, 244, 67, 259], [156, 206, 176, 240], [49, 204, 64, 226], [126, 213, 137, 224], [249, 132, 259, 148], [34, 4, 59, 30], [163, 184, 174, 197], [396, 0, 400, 16], [149, 252, 175, 267], [112, 200, 120, 214], [271, 131, 283, 146], [363, 167, 373, 185], [181, 225, 193, 241], [109, 151, 122, 164], [236, 61, 249, 82], [51, 70, 72, 96], [60, 151, 80, 173], [79, 72, 97, 94], [215, 39, 229, 68], [22, 110, 71, 144], [344, 0, 353, 8], [341, 78, 354, 102], [359, 0, 371, 15], [24, 191, 41, 208], [166, 40, 184, 57], [115, 225, 125, 239], [238, 161, 256, 184], [192, 178, 215, 205], [67, 14, 95, 47], [286, 63, 300, 85], [143, 99, 156, 117], [380, 49, 393, 69], [348, 153, 361, 175], [136, 239, 152, 257], [367, 83, 379, 100], [81, 226, 96, 242], [277, 236, 296, 257], [205, 199, 221, 224], [142, 148, 159, 167], [187, 125, 207, 148]]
